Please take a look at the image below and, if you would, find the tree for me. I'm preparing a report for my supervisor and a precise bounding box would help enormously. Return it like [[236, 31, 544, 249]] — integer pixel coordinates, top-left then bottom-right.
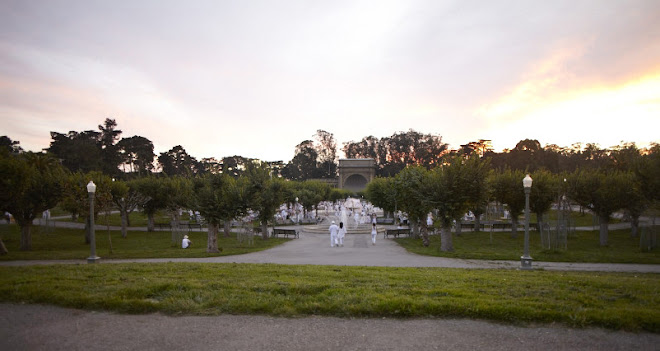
[[342, 130, 447, 177], [489, 169, 526, 238], [365, 177, 397, 218], [194, 173, 249, 253], [158, 145, 202, 176], [246, 163, 285, 239], [342, 135, 379, 160], [567, 169, 631, 246], [529, 169, 559, 228], [394, 166, 434, 246], [47, 130, 103, 173], [295, 181, 331, 217], [0, 136, 23, 154], [0, 152, 66, 251], [109, 179, 149, 238], [219, 156, 255, 177], [314, 130, 338, 179], [282, 140, 322, 181], [117, 136, 155, 175], [98, 118, 123, 175], [60, 171, 113, 244], [427, 157, 472, 252], [462, 156, 491, 233]]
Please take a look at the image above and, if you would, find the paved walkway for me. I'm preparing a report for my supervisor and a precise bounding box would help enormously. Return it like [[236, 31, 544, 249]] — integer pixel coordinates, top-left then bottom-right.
[[6, 220, 660, 273]]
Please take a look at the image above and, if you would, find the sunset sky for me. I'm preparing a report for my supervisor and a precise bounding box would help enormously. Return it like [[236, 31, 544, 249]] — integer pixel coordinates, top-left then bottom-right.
[[1, 0, 659, 162]]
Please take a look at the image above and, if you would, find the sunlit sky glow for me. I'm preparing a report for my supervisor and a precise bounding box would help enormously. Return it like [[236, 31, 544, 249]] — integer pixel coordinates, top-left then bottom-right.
[[1, 0, 659, 161]]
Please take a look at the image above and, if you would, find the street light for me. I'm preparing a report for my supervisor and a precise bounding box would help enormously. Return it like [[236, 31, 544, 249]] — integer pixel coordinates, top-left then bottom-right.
[[87, 181, 100, 263], [521, 174, 533, 269]]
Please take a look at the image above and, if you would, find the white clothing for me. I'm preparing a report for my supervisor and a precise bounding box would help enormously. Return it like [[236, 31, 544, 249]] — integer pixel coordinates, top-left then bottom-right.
[[371, 226, 377, 244], [182, 238, 191, 249], [338, 227, 346, 246], [329, 223, 339, 247]]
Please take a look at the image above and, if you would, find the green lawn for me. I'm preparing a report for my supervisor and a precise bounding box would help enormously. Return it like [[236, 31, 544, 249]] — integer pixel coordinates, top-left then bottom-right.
[[397, 228, 660, 264], [0, 224, 287, 260], [0, 263, 657, 332]]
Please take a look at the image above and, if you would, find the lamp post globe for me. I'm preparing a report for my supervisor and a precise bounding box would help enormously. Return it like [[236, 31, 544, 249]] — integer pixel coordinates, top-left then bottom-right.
[[521, 174, 533, 269], [87, 181, 100, 263]]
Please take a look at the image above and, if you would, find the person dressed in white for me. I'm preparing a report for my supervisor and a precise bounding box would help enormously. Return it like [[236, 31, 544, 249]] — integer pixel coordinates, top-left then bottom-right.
[[182, 235, 192, 249], [329, 221, 339, 247], [371, 223, 377, 245], [353, 212, 360, 229], [337, 222, 346, 247], [426, 213, 434, 233]]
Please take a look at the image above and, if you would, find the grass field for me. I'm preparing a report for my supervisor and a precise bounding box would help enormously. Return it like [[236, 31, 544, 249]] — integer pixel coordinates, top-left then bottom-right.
[[0, 263, 657, 332], [397, 228, 660, 264], [0, 224, 287, 260]]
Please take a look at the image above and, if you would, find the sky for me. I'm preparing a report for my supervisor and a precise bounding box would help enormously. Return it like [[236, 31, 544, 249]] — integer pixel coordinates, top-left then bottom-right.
[[1, 0, 659, 162]]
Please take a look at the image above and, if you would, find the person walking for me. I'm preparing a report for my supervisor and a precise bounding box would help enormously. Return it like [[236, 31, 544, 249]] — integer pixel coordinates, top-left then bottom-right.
[[337, 222, 346, 247], [371, 223, 377, 245], [329, 221, 339, 247]]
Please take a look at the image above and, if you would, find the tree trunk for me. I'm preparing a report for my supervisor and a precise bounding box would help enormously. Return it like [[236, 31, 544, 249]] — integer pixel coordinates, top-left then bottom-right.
[[630, 215, 639, 238], [511, 217, 519, 239], [19, 222, 32, 251], [455, 219, 462, 237], [147, 213, 155, 232], [441, 223, 454, 252], [420, 222, 429, 247], [223, 221, 231, 237], [536, 212, 544, 233], [120, 208, 128, 238], [474, 214, 481, 232], [261, 221, 269, 240], [411, 221, 419, 239], [599, 214, 609, 246], [171, 212, 180, 246], [207, 223, 220, 253], [0, 238, 7, 255]]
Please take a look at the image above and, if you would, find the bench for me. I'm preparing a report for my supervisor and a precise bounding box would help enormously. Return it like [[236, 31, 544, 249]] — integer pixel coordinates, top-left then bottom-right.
[[272, 228, 300, 238], [384, 228, 411, 238]]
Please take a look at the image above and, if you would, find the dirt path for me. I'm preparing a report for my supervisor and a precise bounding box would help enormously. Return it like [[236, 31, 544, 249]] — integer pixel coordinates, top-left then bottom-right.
[[1, 303, 657, 351]]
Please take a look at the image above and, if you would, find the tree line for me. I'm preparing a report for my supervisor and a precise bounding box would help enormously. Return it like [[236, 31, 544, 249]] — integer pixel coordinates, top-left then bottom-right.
[[1, 119, 658, 253], [365, 149, 660, 251]]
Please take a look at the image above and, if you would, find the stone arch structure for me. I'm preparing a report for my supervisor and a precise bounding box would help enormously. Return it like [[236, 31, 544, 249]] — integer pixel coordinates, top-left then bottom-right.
[[338, 158, 376, 192]]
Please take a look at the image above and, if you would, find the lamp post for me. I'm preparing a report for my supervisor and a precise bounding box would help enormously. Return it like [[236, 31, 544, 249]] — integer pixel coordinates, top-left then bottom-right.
[[87, 181, 100, 263], [521, 174, 533, 269]]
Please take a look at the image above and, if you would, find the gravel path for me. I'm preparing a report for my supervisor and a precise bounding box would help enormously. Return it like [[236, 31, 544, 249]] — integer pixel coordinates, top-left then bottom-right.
[[1, 303, 657, 351]]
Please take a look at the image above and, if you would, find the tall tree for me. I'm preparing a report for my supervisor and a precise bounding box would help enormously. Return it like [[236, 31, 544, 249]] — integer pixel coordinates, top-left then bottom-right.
[[118, 135, 155, 175], [314, 130, 338, 179], [158, 145, 202, 176], [0, 152, 66, 251], [0, 136, 23, 154], [98, 118, 122, 175], [282, 140, 322, 181], [47, 130, 103, 172]]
